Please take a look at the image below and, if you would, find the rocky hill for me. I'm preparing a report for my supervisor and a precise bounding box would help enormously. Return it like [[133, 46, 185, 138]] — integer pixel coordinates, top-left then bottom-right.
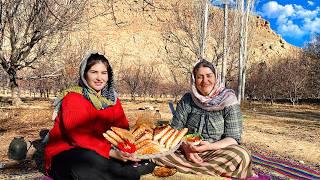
[[248, 15, 301, 65], [69, 0, 301, 72]]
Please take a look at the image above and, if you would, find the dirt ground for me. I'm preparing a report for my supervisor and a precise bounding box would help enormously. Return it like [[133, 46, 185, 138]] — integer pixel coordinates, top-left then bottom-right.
[[0, 98, 319, 179]]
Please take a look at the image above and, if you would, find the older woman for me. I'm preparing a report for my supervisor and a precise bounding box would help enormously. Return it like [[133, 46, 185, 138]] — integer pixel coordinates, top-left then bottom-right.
[[44, 52, 154, 180], [153, 59, 253, 179]]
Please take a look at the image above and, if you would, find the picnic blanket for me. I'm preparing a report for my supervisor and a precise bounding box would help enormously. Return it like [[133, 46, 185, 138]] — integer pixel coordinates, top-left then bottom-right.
[[251, 153, 320, 180]]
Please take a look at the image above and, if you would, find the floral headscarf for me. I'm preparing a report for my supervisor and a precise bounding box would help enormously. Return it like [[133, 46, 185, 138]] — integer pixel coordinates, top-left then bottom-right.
[[191, 59, 239, 111]]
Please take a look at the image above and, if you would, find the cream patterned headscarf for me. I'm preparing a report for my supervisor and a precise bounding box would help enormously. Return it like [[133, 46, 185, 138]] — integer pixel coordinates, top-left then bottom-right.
[[191, 59, 239, 111]]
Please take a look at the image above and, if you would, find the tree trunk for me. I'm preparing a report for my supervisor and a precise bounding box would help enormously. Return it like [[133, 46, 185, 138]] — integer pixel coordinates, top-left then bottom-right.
[[222, 2, 229, 85], [270, 94, 274, 105], [199, 0, 209, 59], [8, 69, 23, 106], [46, 88, 50, 98], [241, 0, 254, 100], [174, 94, 178, 103], [237, 0, 245, 103], [131, 91, 136, 101], [294, 84, 298, 105], [292, 97, 296, 106]]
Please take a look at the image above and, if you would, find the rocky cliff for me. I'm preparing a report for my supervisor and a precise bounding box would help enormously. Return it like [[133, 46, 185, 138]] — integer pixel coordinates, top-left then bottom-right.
[[70, 0, 301, 71]]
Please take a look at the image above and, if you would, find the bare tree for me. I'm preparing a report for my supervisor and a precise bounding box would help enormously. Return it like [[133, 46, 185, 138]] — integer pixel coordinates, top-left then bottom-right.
[[278, 59, 307, 105], [139, 63, 161, 99], [264, 65, 282, 105], [161, 1, 200, 73], [237, 0, 254, 103], [246, 55, 308, 105], [120, 63, 142, 100], [167, 67, 189, 102], [18, 60, 63, 98], [0, 0, 88, 105], [304, 34, 320, 97], [246, 62, 271, 103]]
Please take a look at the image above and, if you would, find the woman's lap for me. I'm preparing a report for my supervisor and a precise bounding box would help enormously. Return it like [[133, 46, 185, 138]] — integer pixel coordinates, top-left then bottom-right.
[[50, 148, 154, 180], [152, 145, 253, 179]]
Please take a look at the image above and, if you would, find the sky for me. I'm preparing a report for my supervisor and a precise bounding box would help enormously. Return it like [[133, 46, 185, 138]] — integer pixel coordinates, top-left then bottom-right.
[[255, 0, 320, 47], [211, 0, 320, 48]]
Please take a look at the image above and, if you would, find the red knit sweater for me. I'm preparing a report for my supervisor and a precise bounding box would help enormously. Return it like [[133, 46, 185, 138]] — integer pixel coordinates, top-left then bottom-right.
[[44, 93, 129, 172]]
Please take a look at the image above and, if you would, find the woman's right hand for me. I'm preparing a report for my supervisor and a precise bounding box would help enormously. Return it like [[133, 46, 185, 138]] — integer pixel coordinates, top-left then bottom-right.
[[181, 142, 203, 164]]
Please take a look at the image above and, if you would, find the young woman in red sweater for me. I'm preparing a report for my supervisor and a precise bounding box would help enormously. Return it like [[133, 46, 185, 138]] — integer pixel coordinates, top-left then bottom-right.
[[44, 52, 155, 179]]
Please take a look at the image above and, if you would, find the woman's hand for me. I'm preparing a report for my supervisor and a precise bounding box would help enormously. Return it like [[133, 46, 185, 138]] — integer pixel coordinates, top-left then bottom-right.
[[190, 137, 238, 152], [181, 142, 203, 164], [189, 141, 214, 153], [109, 149, 140, 162], [118, 152, 141, 162]]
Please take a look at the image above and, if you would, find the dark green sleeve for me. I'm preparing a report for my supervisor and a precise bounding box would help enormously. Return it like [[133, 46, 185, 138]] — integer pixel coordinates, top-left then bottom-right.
[[222, 104, 243, 144], [170, 93, 192, 130]]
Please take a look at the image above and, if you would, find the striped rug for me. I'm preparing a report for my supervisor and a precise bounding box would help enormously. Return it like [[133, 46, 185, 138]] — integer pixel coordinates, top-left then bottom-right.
[[252, 154, 320, 179]]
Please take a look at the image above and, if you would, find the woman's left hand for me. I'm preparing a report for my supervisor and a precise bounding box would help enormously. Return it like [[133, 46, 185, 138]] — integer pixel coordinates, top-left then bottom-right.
[[189, 141, 214, 153], [110, 149, 140, 162], [119, 153, 141, 162]]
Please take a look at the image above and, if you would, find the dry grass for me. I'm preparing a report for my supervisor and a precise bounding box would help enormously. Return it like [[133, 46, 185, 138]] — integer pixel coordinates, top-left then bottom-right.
[[0, 99, 319, 179]]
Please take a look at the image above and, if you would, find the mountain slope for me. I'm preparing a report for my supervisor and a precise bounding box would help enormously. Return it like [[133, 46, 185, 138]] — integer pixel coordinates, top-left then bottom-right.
[[70, 0, 301, 71]]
